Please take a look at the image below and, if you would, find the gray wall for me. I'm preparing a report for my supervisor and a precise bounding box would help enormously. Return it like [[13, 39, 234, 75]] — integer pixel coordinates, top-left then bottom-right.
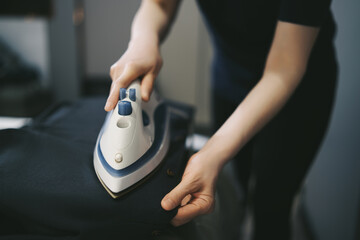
[[302, 0, 360, 239], [0, 18, 50, 86], [0, 0, 81, 101], [84, 0, 140, 76], [49, 0, 80, 101]]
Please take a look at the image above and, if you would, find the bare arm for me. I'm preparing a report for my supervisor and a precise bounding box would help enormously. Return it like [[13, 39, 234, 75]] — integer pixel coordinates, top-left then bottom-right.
[[131, 0, 180, 43], [105, 0, 181, 111], [204, 21, 319, 167], [161, 21, 319, 226]]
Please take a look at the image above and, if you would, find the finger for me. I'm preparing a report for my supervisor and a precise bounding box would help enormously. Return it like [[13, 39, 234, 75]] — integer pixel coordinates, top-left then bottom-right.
[[171, 195, 214, 227], [181, 194, 192, 207], [140, 73, 155, 102], [161, 181, 196, 211], [105, 80, 125, 111], [104, 63, 142, 111], [109, 63, 123, 81], [104, 81, 119, 111]]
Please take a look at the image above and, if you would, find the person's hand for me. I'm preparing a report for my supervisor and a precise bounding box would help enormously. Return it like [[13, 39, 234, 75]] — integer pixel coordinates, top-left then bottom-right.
[[161, 151, 222, 226], [104, 36, 163, 111]]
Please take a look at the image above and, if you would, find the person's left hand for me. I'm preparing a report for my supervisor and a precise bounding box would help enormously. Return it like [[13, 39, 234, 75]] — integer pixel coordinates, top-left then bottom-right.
[[161, 151, 221, 226]]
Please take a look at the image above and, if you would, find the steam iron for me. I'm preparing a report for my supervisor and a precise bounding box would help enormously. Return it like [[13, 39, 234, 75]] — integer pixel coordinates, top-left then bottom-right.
[[93, 80, 170, 198]]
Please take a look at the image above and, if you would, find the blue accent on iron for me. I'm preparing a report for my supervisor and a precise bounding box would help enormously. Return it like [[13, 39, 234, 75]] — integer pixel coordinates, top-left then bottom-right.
[[97, 104, 167, 177], [118, 101, 132, 116], [129, 88, 136, 101], [120, 88, 127, 100], [142, 110, 150, 126]]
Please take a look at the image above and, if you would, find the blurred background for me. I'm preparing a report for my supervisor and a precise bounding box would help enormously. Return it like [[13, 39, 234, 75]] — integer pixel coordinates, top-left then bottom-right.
[[0, 0, 359, 239]]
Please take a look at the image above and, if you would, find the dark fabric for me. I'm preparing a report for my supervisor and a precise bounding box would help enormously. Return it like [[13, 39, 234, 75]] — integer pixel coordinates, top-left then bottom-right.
[[196, 0, 336, 102], [0, 98, 193, 240], [278, 0, 332, 27], [212, 46, 338, 239]]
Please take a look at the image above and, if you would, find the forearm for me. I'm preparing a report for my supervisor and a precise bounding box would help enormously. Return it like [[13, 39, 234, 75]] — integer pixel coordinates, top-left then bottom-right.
[[130, 0, 180, 45], [200, 22, 318, 170], [204, 72, 302, 168]]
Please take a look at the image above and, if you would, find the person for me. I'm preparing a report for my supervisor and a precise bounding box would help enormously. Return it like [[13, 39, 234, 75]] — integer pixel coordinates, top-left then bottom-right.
[[104, 0, 337, 239]]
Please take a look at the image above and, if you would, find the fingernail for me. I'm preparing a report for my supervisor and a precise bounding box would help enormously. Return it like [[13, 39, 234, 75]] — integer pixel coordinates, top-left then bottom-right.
[[163, 198, 175, 210]]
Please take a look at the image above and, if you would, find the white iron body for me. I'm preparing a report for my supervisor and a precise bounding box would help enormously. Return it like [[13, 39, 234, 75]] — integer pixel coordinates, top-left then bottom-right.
[[93, 80, 170, 197]]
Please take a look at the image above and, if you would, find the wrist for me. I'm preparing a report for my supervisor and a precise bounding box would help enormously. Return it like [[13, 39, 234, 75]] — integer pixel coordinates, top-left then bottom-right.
[[187, 151, 222, 185], [195, 147, 227, 176], [200, 135, 234, 169], [130, 31, 160, 48]]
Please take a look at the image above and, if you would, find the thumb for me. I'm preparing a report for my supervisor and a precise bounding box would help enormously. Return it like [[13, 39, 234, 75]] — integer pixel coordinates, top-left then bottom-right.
[[161, 181, 193, 211]]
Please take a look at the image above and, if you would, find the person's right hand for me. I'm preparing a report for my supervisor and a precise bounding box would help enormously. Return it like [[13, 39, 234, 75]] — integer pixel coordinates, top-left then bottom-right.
[[161, 150, 221, 226], [104, 36, 163, 111]]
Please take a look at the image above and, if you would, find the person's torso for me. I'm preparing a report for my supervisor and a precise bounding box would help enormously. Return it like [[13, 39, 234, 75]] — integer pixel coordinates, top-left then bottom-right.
[[197, 0, 336, 70], [196, 0, 337, 102]]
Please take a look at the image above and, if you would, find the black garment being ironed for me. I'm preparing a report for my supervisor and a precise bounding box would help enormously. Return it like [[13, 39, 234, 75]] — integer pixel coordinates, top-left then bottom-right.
[[0, 98, 193, 240]]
